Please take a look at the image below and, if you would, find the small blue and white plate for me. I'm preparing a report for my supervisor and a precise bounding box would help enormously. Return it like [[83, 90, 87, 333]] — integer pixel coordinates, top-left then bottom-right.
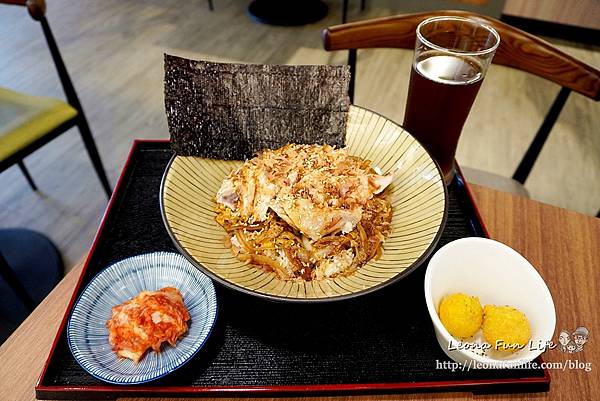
[[67, 252, 218, 385]]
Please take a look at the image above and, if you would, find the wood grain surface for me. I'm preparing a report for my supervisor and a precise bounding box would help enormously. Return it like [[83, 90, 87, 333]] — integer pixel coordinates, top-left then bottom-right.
[[323, 10, 600, 99], [0, 0, 27, 6], [503, 0, 600, 31], [0, 185, 598, 401]]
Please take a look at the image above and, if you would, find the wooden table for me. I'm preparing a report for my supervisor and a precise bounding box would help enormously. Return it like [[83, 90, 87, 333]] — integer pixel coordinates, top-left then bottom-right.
[[1, 185, 598, 401]]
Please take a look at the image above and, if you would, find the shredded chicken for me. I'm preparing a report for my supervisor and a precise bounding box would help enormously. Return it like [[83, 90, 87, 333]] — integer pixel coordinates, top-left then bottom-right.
[[215, 144, 393, 282], [216, 144, 393, 240]]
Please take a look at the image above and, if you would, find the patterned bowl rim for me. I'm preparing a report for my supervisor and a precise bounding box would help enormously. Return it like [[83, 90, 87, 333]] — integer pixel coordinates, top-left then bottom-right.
[[160, 105, 449, 303], [67, 251, 218, 385]]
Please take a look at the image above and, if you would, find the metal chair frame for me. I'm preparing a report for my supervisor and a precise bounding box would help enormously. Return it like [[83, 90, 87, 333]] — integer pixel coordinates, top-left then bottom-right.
[[0, 3, 111, 198]]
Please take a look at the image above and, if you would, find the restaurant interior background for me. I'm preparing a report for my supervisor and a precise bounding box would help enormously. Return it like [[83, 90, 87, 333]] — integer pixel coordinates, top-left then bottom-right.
[[0, 0, 598, 342]]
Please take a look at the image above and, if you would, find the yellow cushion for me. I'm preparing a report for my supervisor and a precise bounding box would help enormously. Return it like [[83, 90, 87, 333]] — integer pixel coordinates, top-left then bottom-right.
[[0, 87, 77, 161]]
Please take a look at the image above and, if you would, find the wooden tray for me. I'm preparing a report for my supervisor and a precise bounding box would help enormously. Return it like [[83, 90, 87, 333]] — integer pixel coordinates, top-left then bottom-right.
[[36, 140, 550, 400]]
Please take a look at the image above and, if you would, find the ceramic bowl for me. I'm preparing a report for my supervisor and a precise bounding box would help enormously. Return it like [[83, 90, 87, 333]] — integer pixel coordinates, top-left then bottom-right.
[[424, 237, 556, 368], [161, 105, 448, 302], [68, 252, 218, 384]]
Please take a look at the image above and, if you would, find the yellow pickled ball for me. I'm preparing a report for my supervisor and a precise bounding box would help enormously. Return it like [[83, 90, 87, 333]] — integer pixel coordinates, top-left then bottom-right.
[[483, 305, 531, 352], [438, 293, 483, 339]]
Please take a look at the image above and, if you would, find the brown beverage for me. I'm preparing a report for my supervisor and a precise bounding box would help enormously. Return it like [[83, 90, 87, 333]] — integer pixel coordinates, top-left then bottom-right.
[[403, 52, 484, 182]]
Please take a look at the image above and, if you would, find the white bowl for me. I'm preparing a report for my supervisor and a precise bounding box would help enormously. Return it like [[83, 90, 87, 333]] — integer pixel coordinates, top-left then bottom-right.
[[424, 237, 556, 369]]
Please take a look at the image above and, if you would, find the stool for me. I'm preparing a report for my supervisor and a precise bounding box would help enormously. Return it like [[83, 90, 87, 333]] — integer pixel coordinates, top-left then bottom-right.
[[0, 229, 63, 343]]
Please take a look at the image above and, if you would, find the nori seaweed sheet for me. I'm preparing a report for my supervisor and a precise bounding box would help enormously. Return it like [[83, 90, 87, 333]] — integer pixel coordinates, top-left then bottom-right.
[[164, 54, 350, 160]]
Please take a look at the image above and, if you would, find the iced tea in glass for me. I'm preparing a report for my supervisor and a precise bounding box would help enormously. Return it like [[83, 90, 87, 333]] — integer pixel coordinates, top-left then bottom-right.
[[403, 16, 500, 184]]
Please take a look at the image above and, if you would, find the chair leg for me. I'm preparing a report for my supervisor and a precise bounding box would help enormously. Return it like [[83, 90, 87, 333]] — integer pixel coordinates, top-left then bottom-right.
[[38, 17, 111, 199], [208, 0, 214, 11], [17, 160, 38, 191], [348, 48, 357, 103], [512, 88, 570, 184], [76, 116, 112, 199], [361, 0, 366, 11], [0, 251, 36, 312], [342, 0, 348, 23]]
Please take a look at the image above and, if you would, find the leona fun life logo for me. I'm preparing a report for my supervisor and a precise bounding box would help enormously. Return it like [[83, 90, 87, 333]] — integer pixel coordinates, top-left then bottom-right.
[[558, 326, 589, 353]]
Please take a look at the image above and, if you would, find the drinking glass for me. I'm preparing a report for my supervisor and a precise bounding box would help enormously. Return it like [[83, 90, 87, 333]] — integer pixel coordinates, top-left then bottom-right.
[[403, 16, 500, 184]]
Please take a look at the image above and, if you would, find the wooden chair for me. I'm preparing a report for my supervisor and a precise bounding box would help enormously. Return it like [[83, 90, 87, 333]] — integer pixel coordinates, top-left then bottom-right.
[[0, 0, 111, 198], [322, 10, 600, 199]]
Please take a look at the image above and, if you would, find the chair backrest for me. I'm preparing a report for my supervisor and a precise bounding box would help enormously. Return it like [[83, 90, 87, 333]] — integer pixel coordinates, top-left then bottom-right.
[[1, 0, 85, 114], [322, 10, 600, 184], [1, 0, 45, 21], [323, 10, 600, 100]]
